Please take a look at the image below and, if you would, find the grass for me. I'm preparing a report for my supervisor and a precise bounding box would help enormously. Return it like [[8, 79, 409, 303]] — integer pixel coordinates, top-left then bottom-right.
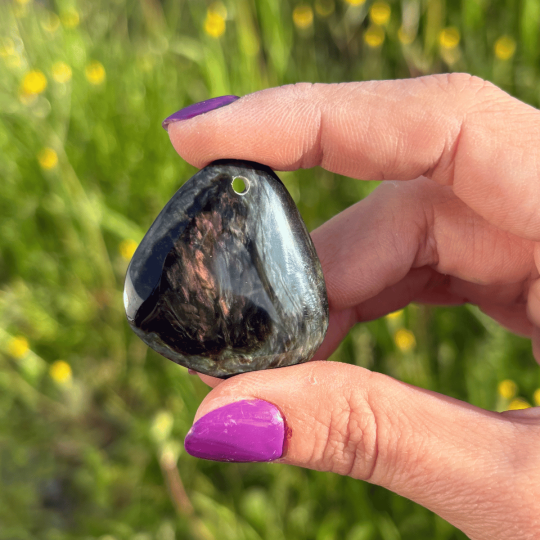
[[0, 0, 539, 538]]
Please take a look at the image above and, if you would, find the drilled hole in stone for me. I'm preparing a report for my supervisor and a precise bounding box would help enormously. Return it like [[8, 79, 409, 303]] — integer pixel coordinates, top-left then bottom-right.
[[231, 176, 249, 195]]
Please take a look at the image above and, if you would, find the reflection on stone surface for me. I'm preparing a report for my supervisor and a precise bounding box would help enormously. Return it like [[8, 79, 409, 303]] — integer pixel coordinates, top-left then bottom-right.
[[124, 160, 329, 378]]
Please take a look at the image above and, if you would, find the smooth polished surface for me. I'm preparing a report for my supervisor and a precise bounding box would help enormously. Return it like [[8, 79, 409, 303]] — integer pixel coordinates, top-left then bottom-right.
[[184, 400, 284, 462], [124, 159, 328, 378]]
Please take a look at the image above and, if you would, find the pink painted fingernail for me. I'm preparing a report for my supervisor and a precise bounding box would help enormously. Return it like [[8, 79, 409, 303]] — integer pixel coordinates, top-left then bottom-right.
[[162, 95, 240, 131], [184, 400, 285, 462]]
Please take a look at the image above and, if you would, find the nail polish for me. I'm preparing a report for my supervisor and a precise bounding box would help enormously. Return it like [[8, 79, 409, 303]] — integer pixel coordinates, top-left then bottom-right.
[[184, 399, 285, 462], [162, 95, 240, 131]]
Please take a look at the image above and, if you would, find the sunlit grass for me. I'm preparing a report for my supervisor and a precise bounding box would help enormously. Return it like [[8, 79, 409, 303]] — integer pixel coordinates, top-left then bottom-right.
[[1, 1, 539, 539]]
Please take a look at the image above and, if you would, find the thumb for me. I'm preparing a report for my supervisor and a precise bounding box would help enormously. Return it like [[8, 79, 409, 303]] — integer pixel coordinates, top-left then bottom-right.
[[185, 361, 540, 539]]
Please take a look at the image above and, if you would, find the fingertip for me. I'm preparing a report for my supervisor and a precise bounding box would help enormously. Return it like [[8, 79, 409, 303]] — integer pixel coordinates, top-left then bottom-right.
[[165, 84, 329, 171]]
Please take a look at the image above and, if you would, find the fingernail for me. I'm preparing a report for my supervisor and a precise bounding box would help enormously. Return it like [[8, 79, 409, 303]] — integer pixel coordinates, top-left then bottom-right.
[[162, 95, 240, 131], [184, 399, 284, 462]]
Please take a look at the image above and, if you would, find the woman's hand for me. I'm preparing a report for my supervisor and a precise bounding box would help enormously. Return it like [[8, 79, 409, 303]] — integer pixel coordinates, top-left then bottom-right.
[[165, 74, 540, 540]]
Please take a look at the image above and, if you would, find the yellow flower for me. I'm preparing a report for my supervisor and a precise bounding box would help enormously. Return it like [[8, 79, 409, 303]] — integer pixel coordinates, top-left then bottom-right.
[[344, 0, 365, 6], [85, 61, 106, 85], [497, 379, 517, 400], [8, 336, 29, 358], [315, 0, 334, 17], [119, 239, 138, 261], [364, 25, 385, 48], [41, 12, 60, 32], [61, 8, 80, 28], [370, 2, 390, 26], [16, 0, 32, 4], [204, 8, 226, 38], [394, 328, 416, 352], [439, 27, 460, 50], [151, 410, 174, 443], [532, 388, 540, 406], [293, 5, 314, 29], [494, 36, 516, 61], [49, 360, 72, 385], [37, 148, 58, 170], [385, 309, 403, 320], [507, 398, 531, 411], [398, 26, 415, 45], [52, 61, 72, 83], [21, 70, 47, 95], [0, 38, 15, 57]]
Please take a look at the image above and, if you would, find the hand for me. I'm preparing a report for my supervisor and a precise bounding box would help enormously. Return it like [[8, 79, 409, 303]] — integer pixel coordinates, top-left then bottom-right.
[[166, 74, 540, 540]]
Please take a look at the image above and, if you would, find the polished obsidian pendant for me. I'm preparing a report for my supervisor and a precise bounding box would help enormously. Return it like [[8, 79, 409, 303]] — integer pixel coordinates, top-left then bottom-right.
[[124, 159, 329, 378]]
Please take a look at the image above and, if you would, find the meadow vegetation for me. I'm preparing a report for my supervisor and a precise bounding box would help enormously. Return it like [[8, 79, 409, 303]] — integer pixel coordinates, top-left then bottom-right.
[[1, 0, 539, 538]]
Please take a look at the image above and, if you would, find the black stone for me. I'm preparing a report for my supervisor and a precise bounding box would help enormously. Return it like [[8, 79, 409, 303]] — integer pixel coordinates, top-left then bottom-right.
[[124, 160, 329, 378]]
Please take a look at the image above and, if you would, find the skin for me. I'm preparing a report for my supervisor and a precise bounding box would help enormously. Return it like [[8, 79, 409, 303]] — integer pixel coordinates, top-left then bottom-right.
[[167, 74, 540, 540]]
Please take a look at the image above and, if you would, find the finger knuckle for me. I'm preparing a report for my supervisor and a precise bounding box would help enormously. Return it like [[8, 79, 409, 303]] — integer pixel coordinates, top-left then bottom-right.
[[429, 72, 492, 95], [312, 369, 379, 479]]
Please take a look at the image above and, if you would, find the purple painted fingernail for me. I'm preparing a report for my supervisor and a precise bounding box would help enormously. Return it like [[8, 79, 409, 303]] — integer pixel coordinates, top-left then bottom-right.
[[162, 95, 240, 131], [184, 399, 285, 462]]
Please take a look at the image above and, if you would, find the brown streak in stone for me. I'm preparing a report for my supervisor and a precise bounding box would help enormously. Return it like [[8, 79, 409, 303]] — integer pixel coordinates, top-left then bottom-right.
[[219, 296, 230, 317], [194, 249, 215, 290]]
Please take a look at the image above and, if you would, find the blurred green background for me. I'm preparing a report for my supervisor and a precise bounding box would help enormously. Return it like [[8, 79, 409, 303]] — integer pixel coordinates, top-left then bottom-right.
[[1, 0, 540, 538]]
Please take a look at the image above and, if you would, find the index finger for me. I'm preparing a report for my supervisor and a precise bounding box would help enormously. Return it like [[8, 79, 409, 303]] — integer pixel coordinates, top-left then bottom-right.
[[166, 74, 540, 241]]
